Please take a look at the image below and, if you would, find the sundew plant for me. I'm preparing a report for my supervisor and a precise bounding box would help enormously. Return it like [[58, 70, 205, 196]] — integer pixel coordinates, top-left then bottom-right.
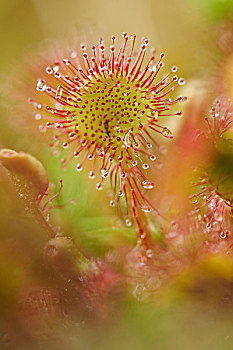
[[29, 33, 185, 238], [1, 2, 233, 349]]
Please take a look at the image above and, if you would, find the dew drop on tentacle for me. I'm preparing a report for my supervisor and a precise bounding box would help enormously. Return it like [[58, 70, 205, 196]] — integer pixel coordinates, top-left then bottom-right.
[[177, 111, 183, 117], [142, 163, 149, 170], [162, 128, 173, 139], [150, 154, 156, 161], [220, 230, 229, 239], [96, 182, 103, 190], [142, 180, 154, 189], [46, 67, 53, 75], [89, 171, 95, 179], [124, 131, 131, 148], [36, 79, 47, 92], [140, 205, 151, 213], [151, 110, 158, 120], [100, 168, 109, 178], [178, 78, 185, 86], [76, 164, 83, 172]]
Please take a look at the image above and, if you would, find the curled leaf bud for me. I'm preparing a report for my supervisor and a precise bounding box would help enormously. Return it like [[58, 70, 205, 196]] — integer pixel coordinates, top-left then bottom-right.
[[0, 149, 49, 200], [0, 149, 56, 238]]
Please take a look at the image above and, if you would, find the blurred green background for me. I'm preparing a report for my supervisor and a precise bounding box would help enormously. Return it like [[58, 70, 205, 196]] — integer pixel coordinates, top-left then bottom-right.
[[1, 1, 233, 349], [1, 0, 232, 253], [0, 0, 230, 73]]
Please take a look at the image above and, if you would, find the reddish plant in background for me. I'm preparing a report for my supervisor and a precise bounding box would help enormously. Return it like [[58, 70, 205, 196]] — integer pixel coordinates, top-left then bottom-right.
[[189, 99, 233, 253], [204, 98, 233, 145], [191, 175, 233, 246]]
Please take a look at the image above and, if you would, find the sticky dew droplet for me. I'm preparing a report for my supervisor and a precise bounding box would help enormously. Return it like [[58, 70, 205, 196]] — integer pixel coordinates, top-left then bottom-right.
[[140, 206, 151, 213], [162, 128, 173, 138], [142, 163, 149, 169], [100, 168, 109, 178], [150, 154, 156, 161], [76, 164, 82, 172], [134, 142, 140, 149], [96, 182, 103, 190], [220, 231, 229, 239], [89, 171, 95, 179], [46, 67, 53, 74], [142, 180, 154, 189]]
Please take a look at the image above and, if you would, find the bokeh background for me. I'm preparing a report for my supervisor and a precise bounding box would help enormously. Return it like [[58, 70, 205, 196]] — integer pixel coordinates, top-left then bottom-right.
[[1, 0, 233, 349], [1, 0, 233, 251]]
